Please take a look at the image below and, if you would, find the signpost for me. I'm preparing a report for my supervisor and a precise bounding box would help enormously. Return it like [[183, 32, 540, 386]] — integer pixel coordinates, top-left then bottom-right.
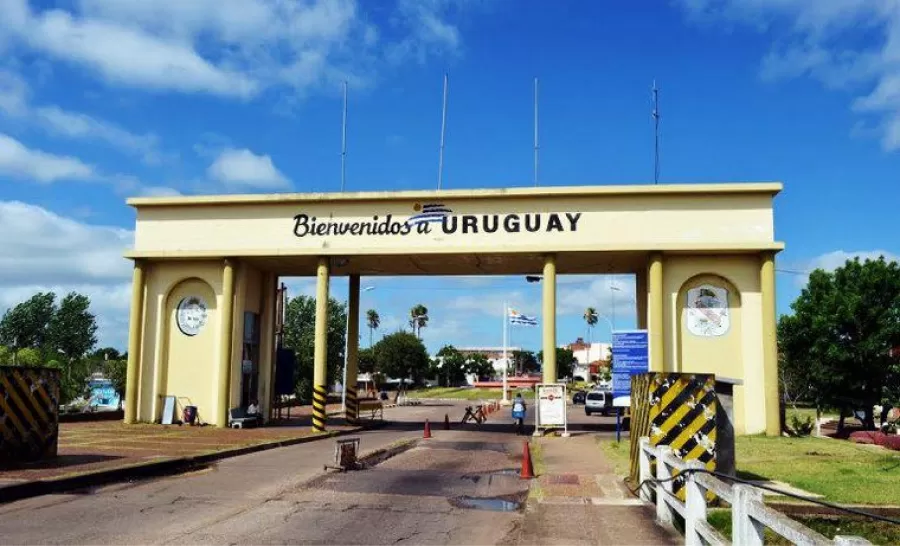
[[534, 383, 568, 437], [611, 330, 649, 442]]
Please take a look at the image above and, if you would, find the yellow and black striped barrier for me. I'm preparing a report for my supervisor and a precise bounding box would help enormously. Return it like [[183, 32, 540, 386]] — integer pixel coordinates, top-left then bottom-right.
[[630, 372, 718, 500], [0, 366, 60, 463], [345, 387, 359, 425], [312, 384, 328, 432]]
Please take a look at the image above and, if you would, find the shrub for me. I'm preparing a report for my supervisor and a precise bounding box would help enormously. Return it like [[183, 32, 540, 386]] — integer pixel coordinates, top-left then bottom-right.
[[790, 414, 814, 437]]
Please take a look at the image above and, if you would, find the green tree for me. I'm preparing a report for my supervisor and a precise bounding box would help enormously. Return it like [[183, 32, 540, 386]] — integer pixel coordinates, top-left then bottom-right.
[[15, 347, 43, 367], [374, 331, 429, 388], [778, 256, 900, 431], [409, 304, 429, 338], [435, 345, 468, 386], [283, 295, 347, 391], [47, 292, 99, 403], [466, 353, 495, 381], [365, 309, 380, 347], [584, 307, 598, 344], [92, 347, 123, 361], [103, 358, 127, 409], [358, 347, 377, 375], [511, 350, 538, 374], [0, 292, 56, 357], [538, 347, 578, 381]]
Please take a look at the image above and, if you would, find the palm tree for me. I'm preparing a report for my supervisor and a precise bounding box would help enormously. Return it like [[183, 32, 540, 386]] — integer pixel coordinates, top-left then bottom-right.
[[584, 307, 598, 345], [366, 309, 380, 347], [409, 304, 429, 338]]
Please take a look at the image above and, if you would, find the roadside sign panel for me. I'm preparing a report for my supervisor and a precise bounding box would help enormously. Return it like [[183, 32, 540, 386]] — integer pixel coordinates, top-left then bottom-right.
[[535, 383, 567, 435], [611, 330, 649, 407]]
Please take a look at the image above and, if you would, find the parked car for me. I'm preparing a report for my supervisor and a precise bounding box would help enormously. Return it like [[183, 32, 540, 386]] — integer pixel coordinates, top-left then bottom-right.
[[572, 390, 587, 405], [585, 390, 612, 416]]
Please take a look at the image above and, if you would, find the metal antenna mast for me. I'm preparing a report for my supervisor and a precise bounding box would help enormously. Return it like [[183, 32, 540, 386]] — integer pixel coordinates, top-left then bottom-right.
[[652, 80, 660, 184], [437, 73, 449, 190], [340, 80, 348, 191], [534, 77, 539, 186]]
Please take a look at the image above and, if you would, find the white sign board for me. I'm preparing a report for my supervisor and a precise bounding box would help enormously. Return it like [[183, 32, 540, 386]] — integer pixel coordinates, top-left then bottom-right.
[[535, 384, 567, 433]]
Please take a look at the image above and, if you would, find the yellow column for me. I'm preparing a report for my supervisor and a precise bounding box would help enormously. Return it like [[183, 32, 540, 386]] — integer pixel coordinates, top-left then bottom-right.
[[635, 266, 648, 330], [649, 252, 664, 372], [345, 275, 360, 425], [124, 260, 146, 424], [216, 259, 236, 428], [542, 254, 557, 383], [761, 251, 780, 436], [312, 257, 330, 432]]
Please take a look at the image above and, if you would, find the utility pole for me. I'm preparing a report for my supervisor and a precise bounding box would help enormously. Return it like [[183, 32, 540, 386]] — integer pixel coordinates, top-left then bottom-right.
[[437, 73, 449, 190], [340, 81, 348, 191], [652, 80, 660, 184], [534, 77, 539, 187]]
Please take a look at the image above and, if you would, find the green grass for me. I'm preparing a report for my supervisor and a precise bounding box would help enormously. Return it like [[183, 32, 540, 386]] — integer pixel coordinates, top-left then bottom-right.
[[405, 387, 535, 400], [598, 438, 632, 476], [708, 509, 900, 545], [736, 435, 900, 505]]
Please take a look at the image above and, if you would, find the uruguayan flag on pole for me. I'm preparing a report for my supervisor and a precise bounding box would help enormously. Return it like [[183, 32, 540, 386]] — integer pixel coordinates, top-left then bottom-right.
[[508, 308, 538, 326]]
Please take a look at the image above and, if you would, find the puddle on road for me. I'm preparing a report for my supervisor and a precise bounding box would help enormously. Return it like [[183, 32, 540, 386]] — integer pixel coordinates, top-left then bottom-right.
[[449, 496, 522, 512]]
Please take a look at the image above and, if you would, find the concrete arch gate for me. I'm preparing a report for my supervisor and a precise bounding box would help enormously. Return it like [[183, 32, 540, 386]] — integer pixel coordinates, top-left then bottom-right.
[[122, 183, 783, 436]]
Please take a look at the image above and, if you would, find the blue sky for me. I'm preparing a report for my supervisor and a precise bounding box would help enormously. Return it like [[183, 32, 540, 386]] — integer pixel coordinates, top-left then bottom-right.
[[1, 0, 898, 353]]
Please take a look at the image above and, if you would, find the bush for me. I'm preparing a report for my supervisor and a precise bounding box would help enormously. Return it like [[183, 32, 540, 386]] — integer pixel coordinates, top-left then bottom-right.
[[790, 414, 814, 437], [295, 377, 312, 404]]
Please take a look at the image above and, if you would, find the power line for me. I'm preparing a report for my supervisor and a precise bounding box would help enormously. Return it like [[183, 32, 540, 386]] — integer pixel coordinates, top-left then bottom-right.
[[437, 73, 449, 190]]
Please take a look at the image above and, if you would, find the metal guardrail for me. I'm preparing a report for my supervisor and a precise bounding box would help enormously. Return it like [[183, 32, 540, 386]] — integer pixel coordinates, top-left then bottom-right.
[[638, 437, 873, 546]]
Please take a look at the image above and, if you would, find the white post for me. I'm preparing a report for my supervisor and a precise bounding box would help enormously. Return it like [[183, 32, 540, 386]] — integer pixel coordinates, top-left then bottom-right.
[[732, 484, 765, 546], [655, 445, 675, 526], [502, 301, 509, 404], [638, 437, 652, 503], [684, 460, 707, 546]]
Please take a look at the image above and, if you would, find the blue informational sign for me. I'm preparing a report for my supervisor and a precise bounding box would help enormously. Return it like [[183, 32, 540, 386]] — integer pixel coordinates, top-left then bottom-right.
[[611, 330, 649, 407]]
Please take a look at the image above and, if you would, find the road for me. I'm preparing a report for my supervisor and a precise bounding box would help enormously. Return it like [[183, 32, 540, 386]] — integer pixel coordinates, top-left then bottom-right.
[[0, 400, 619, 545]]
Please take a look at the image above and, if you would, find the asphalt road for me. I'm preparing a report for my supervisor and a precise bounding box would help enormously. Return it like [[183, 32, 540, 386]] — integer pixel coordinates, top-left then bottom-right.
[[0, 400, 620, 545]]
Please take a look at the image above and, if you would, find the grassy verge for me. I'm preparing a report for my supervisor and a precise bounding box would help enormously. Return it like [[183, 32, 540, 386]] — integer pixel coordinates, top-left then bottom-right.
[[405, 387, 536, 400], [708, 509, 900, 545], [736, 435, 900, 505], [597, 438, 632, 476]]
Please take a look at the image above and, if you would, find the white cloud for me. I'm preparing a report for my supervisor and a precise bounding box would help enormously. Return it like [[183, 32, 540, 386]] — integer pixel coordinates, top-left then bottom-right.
[[0, 200, 134, 348], [677, 0, 900, 151], [207, 148, 290, 190], [0, 68, 163, 163], [0, 133, 95, 182], [792, 249, 900, 287], [137, 185, 182, 197], [34, 106, 161, 163], [0, 0, 468, 101], [0, 69, 28, 115]]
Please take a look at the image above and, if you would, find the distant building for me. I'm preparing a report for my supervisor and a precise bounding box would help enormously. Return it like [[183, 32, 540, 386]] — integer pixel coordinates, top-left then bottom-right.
[[563, 338, 611, 381], [457, 346, 522, 383]]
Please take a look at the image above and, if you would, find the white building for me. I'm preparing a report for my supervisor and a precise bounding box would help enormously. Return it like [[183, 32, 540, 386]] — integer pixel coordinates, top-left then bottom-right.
[[457, 346, 521, 383], [562, 338, 611, 381]]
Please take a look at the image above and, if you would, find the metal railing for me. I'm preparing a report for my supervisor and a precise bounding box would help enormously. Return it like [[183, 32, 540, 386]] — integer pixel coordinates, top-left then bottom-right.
[[638, 438, 873, 546]]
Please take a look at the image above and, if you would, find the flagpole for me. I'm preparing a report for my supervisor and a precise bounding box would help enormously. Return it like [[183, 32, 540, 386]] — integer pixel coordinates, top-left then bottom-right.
[[502, 301, 509, 404]]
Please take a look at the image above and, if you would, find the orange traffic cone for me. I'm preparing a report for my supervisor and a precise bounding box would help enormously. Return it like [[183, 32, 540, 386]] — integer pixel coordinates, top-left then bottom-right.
[[424, 419, 432, 439], [444, 413, 451, 430], [520, 441, 535, 479]]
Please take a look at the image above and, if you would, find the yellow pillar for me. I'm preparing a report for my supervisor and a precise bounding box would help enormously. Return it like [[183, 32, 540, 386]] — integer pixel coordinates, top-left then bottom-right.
[[761, 251, 780, 436], [542, 254, 557, 383], [216, 259, 236, 428], [345, 275, 360, 425], [124, 260, 146, 424], [635, 266, 648, 330], [312, 257, 330, 432], [649, 252, 664, 372]]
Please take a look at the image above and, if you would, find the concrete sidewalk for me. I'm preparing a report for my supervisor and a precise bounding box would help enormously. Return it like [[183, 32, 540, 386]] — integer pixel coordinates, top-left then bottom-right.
[[0, 404, 364, 503], [503, 432, 680, 545]]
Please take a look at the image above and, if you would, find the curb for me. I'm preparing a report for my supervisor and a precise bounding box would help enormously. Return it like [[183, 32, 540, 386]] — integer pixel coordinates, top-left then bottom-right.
[[0, 420, 389, 505]]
